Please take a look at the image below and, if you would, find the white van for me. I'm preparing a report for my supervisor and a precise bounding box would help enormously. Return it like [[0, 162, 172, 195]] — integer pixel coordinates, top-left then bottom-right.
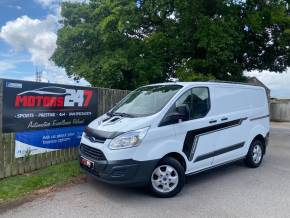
[[80, 82, 270, 197]]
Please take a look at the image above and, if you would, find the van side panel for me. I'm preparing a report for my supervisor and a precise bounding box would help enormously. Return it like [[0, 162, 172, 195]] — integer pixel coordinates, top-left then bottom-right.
[[210, 86, 269, 166], [210, 86, 268, 116]]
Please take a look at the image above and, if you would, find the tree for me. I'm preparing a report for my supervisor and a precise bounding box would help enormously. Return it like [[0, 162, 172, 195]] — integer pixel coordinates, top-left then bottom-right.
[[51, 0, 290, 89]]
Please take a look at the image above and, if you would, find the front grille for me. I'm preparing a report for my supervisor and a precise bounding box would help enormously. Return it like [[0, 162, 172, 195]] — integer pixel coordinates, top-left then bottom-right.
[[80, 144, 106, 161]]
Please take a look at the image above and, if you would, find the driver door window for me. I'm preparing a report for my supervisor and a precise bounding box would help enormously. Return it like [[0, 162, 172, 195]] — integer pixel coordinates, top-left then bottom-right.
[[175, 87, 210, 120]]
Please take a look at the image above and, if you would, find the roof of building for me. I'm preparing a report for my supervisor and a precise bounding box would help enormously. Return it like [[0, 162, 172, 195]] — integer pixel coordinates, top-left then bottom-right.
[[247, 77, 270, 91]]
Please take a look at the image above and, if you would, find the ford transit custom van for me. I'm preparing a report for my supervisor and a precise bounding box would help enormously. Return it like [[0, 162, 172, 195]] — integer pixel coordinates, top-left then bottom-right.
[[80, 82, 270, 197]]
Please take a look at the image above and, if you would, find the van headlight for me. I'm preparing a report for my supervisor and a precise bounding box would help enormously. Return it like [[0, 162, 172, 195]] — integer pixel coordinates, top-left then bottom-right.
[[108, 127, 149, 150]]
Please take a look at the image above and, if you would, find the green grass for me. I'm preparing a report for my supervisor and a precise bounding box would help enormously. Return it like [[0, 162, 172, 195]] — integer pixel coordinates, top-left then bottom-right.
[[0, 160, 81, 203]]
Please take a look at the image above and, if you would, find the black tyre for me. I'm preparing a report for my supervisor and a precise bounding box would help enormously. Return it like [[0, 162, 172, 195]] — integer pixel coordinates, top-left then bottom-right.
[[149, 157, 185, 198], [244, 139, 264, 168]]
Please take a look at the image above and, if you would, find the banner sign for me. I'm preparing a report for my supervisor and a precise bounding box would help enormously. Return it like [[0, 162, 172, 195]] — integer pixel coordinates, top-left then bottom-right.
[[2, 79, 98, 133], [15, 126, 84, 158]]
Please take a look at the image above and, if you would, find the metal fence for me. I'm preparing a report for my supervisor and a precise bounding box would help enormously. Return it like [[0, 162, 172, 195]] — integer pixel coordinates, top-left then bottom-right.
[[270, 99, 290, 122], [0, 82, 129, 179]]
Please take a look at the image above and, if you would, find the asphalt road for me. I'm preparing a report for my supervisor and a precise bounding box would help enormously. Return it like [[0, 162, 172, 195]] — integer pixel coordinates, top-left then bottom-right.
[[1, 124, 290, 218]]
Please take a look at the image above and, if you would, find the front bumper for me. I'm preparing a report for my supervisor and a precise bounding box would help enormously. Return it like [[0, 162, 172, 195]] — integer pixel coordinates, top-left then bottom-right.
[[80, 155, 158, 187]]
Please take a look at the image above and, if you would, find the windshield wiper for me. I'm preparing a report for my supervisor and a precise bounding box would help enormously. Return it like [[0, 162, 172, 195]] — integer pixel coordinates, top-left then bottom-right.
[[107, 112, 135, 118], [106, 111, 113, 116]]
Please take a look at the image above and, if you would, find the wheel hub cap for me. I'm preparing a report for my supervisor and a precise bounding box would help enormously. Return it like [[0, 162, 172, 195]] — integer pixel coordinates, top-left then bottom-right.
[[151, 165, 179, 193], [252, 144, 262, 164]]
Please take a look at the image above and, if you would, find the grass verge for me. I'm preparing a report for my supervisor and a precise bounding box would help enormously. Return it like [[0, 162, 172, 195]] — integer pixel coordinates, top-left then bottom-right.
[[0, 160, 82, 204]]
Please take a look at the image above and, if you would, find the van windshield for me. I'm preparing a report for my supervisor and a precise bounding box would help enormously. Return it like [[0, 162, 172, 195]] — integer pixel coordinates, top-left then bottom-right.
[[109, 85, 182, 117]]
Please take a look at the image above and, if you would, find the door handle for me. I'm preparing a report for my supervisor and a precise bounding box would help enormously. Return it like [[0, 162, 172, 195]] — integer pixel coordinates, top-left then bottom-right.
[[221, 117, 228, 121], [209, 120, 217, 124]]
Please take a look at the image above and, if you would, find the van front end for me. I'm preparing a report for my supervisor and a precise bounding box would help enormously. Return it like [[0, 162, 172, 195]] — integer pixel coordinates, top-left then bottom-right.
[[79, 126, 158, 186], [78, 84, 188, 197]]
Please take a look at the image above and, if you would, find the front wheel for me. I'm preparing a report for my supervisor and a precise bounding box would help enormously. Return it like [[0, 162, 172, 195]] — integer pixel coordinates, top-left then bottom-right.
[[244, 139, 264, 168], [149, 157, 185, 198]]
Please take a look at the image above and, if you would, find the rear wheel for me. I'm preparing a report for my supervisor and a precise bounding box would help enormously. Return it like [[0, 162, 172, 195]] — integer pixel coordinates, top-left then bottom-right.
[[149, 157, 185, 198], [245, 139, 264, 168]]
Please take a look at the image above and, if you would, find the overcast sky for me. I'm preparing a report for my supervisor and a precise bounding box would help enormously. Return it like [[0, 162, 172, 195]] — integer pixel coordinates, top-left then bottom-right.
[[0, 0, 289, 98]]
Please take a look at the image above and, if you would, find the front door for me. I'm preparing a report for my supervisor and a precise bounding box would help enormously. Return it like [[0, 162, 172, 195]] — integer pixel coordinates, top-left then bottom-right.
[[172, 87, 218, 172]]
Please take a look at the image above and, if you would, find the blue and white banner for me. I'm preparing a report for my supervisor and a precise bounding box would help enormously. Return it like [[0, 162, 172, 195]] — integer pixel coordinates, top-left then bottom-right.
[[15, 126, 85, 158]]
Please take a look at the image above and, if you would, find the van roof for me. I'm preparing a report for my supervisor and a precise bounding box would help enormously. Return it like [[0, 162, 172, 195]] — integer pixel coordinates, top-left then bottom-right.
[[145, 81, 264, 90]]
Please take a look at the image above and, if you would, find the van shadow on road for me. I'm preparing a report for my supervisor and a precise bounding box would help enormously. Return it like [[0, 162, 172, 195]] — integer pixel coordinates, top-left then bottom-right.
[[85, 159, 247, 200]]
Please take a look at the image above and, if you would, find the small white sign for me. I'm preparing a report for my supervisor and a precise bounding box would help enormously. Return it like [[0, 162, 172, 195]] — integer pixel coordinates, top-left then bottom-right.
[[6, 82, 22, 89]]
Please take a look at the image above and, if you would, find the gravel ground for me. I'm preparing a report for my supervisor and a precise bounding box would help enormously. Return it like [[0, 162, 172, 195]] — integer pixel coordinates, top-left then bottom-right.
[[1, 123, 290, 218]]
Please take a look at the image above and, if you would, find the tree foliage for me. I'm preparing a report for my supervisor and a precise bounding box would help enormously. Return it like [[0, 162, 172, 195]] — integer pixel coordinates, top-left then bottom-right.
[[51, 0, 290, 89]]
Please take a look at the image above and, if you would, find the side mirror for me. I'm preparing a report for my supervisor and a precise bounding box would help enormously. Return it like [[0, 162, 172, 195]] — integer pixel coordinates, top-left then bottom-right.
[[176, 104, 190, 120], [160, 104, 190, 126]]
